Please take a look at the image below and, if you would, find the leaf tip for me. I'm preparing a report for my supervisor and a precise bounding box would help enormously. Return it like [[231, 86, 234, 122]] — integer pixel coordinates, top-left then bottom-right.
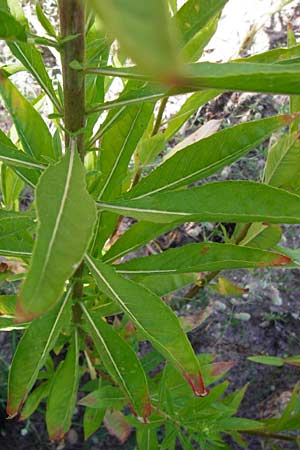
[[282, 112, 300, 125], [211, 361, 235, 377], [49, 429, 65, 443], [15, 299, 36, 323], [182, 371, 209, 397], [270, 254, 292, 267]]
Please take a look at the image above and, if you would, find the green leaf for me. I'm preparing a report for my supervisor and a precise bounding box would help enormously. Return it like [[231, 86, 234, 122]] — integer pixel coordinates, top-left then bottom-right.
[[174, 0, 227, 50], [137, 427, 158, 450], [7, 289, 72, 417], [0, 140, 46, 170], [214, 277, 247, 296], [1, 164, 23, 209], [89, 0, 178, 75], [46, 331, 80, 441], [239, 44, 300, 65], [180, 14, 221, 63], [79, 385, 126, 409], [81, 303, 151, 421], [248, 356, 284, 367], [8, 42, 61, 112], [0, 295, 16, 315], [0, 70, 56, 162], [0, 10, 26, 41], [83, 406, 105, 440], [0, 209, 34, 257], [214, 417, 263, 431], [99, 62, 300, 96], [20, 382, 49, 420], [0, 125, 41, 187], [98, 181, 300, 224], [86, 255, 208, 397], [264, 132, 300, 192], [181, 62, 300, 95], [127, 115, 291, 199], [35, 3, 56, 37], [165, 90, 219, 141], [237, 223, 282, 249], [103, 221, 174, 264], [136, 273, 197, 296], [17, 147, 97, 321], [97, 103, 153, 201], [117, 243, 291, 275], [0, 316, 27, 330], [135, 132, 165, 169]]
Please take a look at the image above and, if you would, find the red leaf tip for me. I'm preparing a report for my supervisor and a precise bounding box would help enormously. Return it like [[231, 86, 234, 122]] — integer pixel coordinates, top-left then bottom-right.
[[182, 371, 208, 397], [270, 254, 292, 267], [15, 300, 34, 323], [282, 112, 300, 125]]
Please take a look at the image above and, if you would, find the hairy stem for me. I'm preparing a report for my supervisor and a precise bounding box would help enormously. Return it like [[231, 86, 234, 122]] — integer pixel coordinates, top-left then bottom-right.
[[58, 0, 85, 160], [58, 0, 86, 318]]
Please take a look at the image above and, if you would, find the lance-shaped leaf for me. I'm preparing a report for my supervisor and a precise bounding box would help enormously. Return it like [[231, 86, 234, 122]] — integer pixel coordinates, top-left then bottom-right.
[[0, 295, 16, 315], [0, 10, 26, 41], [127, 115, 292, 199], [116, 243, 291, 275], [0, 230, 33, 257], [136, 273, 197, 297], [238, 44, 300, 65], [237, 223, 282, 249], [89, 0, 178, 76], [0, 316, 27, 331], [79, 385, 126, 410], [0, 141, 40, 186], [97, 102, 153, 201], [103, 221, 174, 264], [46, 330, 80, 441], [89, 62, 300, 96], [0, 70, 56, 162], [137, 427, 158, 450], [174, 0, 227, 63], [0, 209, 34, 235], [1, 164, 23, 209], [86, 255, 207, 397], [0, 209, 34, 257], [20, 382, 50, 420], [174, 0, 227, 49], [81, 303, 151, 421], [179, 62, 300, 95], [98, 181, 300, 224], [0, 141, 46, 170], [7, 289, 72, 417], [17, 148, 97, 321], [264, 132, 300, 192], [84, 406, 105, 440], [164, 90, 219, 140], [8, 42, 61, 113]]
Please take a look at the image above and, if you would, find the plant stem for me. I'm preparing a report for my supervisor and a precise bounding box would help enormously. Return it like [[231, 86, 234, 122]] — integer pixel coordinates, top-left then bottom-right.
[[58, 0, 86, 316], [152, 96, 169, 136], [58, 0, 85, 161]]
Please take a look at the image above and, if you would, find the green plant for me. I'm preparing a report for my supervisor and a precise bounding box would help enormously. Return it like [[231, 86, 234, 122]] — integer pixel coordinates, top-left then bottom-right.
[[1, 0, 300, 448]]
